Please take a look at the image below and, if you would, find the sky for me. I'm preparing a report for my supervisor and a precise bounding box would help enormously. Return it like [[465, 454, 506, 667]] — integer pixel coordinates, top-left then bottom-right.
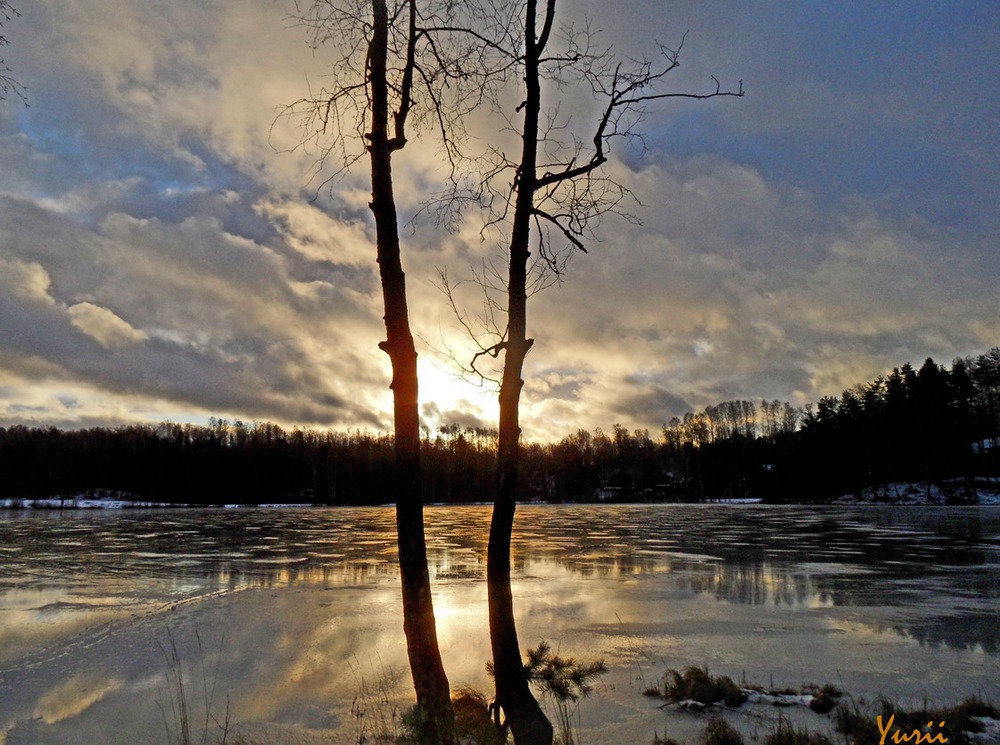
[[1, 1, 998, 443]]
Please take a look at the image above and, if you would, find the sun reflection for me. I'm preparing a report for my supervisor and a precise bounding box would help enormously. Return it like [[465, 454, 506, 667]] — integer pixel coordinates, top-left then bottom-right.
[[428, 588, 480, 643], [0, 505, 995, 745]]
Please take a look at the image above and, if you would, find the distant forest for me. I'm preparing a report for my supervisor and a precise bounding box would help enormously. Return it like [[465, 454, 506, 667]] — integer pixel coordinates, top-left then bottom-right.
[[2, 348, 999, 504]]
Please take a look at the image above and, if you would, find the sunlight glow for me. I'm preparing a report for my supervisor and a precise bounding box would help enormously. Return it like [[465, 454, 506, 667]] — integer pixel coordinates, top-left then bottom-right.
[[417, 358, 496, 432]]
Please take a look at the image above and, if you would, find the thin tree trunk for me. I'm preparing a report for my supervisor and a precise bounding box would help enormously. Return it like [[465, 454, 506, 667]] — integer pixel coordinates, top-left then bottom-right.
[[368, 1, 454, 741], [487, 0, 553, 742]]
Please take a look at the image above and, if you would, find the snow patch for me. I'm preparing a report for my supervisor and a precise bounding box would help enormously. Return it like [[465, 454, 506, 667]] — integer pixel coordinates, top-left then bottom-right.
[[1, 496, 317, 509], [832, 479, 1000, 506], [744, 691, 816, 707], [969, 717, 1000, 743]]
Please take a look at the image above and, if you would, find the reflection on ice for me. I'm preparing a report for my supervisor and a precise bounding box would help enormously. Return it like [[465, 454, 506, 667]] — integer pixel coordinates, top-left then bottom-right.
[[0, 504, 997, 743], [34, 674, 122, 724]]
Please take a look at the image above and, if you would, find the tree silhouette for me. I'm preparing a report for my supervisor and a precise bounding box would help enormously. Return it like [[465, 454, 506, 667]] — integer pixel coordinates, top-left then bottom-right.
[[3, 349, 999, 507], [281, 1, 505, 739], [433, 2, 742, 740]]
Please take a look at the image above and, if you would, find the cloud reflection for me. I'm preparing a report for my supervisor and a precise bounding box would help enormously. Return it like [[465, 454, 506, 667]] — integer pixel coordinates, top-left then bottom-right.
[[1, 505, 998, 743], [33, 674, 122, 724], [3, 505, 997, 656]]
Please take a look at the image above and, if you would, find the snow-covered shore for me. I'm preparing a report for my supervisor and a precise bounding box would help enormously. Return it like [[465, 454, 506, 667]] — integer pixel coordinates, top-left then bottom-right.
[[831, 478, 1000, 506], [3, 480, 999, 509], [0, 493, 315, 509]]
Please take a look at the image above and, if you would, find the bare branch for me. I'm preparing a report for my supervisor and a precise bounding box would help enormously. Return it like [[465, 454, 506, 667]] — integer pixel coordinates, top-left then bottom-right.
[[431, 268, 507, 388], [533, 41, 743, 192], [532, 207, 587, 254], [389, 0, 418, 148], [0, 1, 26, 105], [536, 0, 557, 56], [281, 0, 518, 198], [418, 25, 520, 62], [616, 77, 744, 107]]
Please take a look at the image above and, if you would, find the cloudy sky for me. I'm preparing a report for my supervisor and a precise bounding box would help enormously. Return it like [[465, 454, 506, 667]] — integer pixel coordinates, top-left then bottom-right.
[[1, 1, 998, 442]]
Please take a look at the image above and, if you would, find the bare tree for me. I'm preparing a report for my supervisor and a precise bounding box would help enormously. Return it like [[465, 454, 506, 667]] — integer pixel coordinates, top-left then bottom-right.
[[281, 2, 512, 741], [1, 1, 26, 104], [364, 6, 457, 737], [436, 2, 742, 742], [287, 2, 739, 741]]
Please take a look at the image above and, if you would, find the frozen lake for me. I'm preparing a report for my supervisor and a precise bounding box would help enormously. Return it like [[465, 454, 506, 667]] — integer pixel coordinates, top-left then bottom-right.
[[1, 504, 998, 744]]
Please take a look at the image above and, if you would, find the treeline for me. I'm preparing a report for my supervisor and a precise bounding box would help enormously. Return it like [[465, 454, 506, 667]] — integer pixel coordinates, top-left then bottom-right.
[[1, 349, 998, 504], [788, 349, 1000, 500], [0, 420, 498, 505], [655, 348, 1000, 501]]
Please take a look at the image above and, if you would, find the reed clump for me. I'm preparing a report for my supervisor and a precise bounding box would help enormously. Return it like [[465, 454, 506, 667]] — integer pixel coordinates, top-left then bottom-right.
[[644, 667, 747, 708]]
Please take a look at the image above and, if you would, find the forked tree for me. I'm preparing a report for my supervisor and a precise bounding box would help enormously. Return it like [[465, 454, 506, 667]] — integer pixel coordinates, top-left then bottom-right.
[[283, 2, 509, 741], [438, 2, 742, 741], [287, 1, 739, 741]]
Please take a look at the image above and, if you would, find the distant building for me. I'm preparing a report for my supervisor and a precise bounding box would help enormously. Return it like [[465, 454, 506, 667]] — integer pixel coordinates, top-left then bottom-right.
[[594, 486, 623, 502], [971, 438, 998, 454]]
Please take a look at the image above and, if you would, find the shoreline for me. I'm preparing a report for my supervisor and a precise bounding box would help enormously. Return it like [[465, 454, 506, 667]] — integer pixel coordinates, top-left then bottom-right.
[[4, 482, 1000, 510]]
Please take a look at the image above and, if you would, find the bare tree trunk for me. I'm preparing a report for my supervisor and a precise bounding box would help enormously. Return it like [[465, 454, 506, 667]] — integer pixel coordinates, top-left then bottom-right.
[[487, 1, 553, 742], [369, 1, 454, 741]]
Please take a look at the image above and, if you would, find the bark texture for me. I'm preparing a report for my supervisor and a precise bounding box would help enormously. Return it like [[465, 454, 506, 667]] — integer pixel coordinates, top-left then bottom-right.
[[368, 1, 454, 741], [487, 1, 554, 742]]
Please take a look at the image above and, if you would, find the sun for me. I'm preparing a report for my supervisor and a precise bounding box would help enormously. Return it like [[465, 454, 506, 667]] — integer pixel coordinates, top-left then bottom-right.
[[417, 358, 495, 429]]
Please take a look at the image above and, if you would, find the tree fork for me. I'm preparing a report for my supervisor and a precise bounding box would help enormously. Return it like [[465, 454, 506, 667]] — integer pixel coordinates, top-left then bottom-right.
[[368, 0, 454, 741], [487, 0, 554, 740]]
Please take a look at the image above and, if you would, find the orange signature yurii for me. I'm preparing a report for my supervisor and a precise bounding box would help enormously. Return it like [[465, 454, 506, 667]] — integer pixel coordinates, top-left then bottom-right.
[[877, 715, 949, 745]]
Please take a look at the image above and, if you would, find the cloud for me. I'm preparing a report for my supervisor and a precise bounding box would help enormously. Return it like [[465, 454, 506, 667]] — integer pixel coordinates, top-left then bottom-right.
[[420, 401, 491, 433], [613, 385, 692, 429], [492, 154, 1000, 432], [0, 1, 997, 438], [0, 257, 57, 304], [256, 199, 372, 267], [0, 195, 390, 429], [68, 303, 147, 348]]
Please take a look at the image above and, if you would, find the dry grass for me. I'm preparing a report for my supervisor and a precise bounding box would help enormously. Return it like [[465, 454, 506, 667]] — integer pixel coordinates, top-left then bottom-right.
[[834, 695, 999, 745], [644, 667, 747, 708]]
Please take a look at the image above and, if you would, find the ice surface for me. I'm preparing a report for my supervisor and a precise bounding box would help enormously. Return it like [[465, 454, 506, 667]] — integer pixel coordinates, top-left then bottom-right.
[[1, 504, 998, 744]]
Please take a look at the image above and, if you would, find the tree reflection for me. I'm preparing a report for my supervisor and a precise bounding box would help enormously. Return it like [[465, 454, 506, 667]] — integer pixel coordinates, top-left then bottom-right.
[[4, 504, 997, 659]]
